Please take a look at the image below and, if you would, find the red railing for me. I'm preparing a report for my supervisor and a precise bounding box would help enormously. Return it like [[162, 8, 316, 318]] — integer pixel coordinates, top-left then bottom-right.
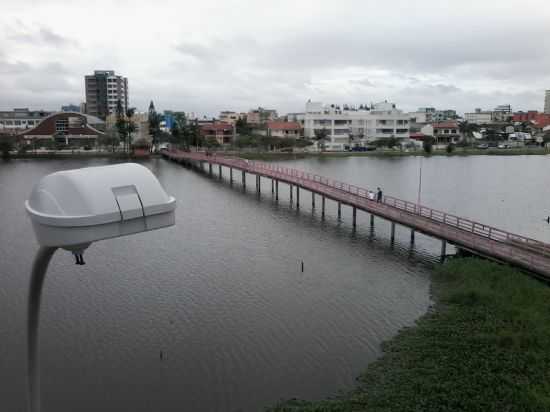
[[164, 150, 550, 260]]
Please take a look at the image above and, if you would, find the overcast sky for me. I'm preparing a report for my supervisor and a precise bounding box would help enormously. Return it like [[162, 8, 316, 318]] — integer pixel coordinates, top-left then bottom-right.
[[1, 0, 549, 116]]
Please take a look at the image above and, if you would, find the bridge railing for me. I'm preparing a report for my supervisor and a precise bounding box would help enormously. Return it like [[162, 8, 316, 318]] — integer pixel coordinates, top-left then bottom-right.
[[164, 150, 550, 258]]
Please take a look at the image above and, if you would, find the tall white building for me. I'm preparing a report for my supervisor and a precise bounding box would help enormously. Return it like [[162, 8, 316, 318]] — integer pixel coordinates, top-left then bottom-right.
[[85, 70, 128, 120], [303, 101, 409, 151], [545, 90, 550, 114]]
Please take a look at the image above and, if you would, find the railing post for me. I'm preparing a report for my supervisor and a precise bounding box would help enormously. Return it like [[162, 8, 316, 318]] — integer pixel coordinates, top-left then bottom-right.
[[390, 222, 396, 243], [352, 207, 357, 228], [322, 196, 326, 218], [230, 167, 233, 185], [296, 186, 300, 208], [290, 184, 293, 202], [312, 192, 315, 209], [242, 170, 246, 188], [275, 180, 279, 201], [441, 240, 447, 262], [338, 202, 342, 219], [410, 229, 415, 245]]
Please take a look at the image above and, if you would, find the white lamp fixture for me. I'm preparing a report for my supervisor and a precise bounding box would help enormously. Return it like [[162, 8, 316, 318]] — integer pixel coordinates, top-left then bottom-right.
[[25, 163, 176, 412]]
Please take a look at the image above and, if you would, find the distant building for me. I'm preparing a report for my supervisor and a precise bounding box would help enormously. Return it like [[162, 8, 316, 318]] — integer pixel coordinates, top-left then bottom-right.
[[303, 101, 410, 151], [255, 121, 302, 138], [21, 112, 105, 147], [61, 104, 81, 113], [421, 122, 460, 144], [545, 90, 550, 114], [0, 108, 51, 131], [106, 112, 150, 142], [464, 108, 494, 125], [494, 104, 512, 113], [513, 111, 539, 122], [410, 108, 457, 126], [247, 107, 278, 125], [85, 70, 128, 120], [433, 110, 458, 122], [200, 122, 235, 145], [219, 111, 246, 124]]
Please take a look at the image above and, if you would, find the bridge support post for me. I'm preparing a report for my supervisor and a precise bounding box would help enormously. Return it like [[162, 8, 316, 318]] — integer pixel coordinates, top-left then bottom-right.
[[271, 179, 274, 194], [440, 240, 447, 262], [296, 187, 300, 208], [230, 168, 233, 185], [275, 180, 279, 201], [390, 222, 396, 243], [338, 202, 342, 219], [322, 196, 326, 218], [242, 171, 246, 188], [218, 165, 222, 179], [370, 214, 374, 227], [352, 207, 357, 228], [256, 175, 261, 193], [290, 185, 293, 202], [209, 163, 212, 176], [312, 193, 315, 209], [410, 230, 415, 245]]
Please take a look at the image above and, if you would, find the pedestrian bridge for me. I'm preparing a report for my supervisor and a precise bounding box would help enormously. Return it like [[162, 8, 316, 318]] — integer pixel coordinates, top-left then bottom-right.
[[162, 149, 550, 280]]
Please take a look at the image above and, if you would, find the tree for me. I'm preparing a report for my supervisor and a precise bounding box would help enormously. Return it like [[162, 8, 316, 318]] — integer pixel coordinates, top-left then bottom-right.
[[187, 119, 202, 148], [115, 99, 128, 153], [458, 121, 479, 144], [126, 107, 136, 150], [170, 113, 188, 148], [98, 126, 121, 152], [314, 128, 330, 152], [0, 139, 14, 158], [423, 136, 435, 154], [205, 136, 220, 149], [235, 118, 252, 135], [148, 100, 161, 151], [446, 143, 455, 153]]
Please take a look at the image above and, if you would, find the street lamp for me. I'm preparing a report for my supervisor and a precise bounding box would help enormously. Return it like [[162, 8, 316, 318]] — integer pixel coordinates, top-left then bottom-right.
[[25, 163, 176, 412]]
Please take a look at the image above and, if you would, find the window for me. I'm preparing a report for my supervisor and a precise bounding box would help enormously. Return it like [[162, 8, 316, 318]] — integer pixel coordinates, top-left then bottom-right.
[[56, 119, 68, 132]]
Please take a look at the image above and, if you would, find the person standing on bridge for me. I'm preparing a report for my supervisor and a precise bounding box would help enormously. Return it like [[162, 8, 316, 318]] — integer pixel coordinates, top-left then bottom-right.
[[377, 187, 383, 203]]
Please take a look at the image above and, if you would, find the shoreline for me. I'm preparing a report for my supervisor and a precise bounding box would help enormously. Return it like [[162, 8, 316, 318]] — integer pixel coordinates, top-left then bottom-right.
[[2, 152, 161, 160], [269, 258, 550, 411], [239, 147, 550, 160]]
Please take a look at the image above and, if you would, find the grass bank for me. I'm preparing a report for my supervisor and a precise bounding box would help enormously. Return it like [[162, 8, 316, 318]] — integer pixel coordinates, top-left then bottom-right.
[[269, 258, 550, 412], [237, 147, 550, 160], [4, 152, 160, 160]]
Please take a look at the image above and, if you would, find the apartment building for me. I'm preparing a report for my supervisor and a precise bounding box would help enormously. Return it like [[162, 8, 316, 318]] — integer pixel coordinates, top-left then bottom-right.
[[545, 90, 550, 114], [247, 107, 278, 125], [219, 111, 246, 124], [303, 101, 410, 151], [0, 108, 51, 131], [85, 70, 128, 120]]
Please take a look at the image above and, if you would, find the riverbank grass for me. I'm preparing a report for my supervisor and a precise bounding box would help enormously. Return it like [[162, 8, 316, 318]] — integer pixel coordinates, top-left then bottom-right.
[[270, 258, 550, 412]]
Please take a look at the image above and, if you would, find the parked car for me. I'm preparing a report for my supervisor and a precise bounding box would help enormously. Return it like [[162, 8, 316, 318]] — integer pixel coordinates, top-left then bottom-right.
[[476, 143, 488, 149], [498, 143, 510, 149]]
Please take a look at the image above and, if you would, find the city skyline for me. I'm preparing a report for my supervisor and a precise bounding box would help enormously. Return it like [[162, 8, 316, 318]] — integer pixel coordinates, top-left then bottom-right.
[[1, 0, 549, 116]]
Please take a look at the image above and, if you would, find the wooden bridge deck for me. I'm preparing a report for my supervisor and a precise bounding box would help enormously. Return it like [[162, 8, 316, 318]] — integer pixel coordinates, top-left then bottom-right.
[[162, 149, 550, 279]]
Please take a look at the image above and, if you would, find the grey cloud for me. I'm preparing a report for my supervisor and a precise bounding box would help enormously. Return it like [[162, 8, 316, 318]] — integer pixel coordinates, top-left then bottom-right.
[[7, 25, 76, 47]]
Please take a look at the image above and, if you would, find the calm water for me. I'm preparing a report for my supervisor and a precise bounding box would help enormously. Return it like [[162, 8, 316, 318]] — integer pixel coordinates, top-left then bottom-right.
[[1, 154, 546, 412]]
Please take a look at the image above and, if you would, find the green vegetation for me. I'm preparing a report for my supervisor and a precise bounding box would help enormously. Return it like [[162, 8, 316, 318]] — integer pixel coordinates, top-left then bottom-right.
[[422, 136, 434, 154], [0, 139, 14, 158], [269, 258, 550, 412]]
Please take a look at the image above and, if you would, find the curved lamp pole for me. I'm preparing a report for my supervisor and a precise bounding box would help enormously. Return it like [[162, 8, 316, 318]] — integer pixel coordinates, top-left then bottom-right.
[[25, 163, 176, 412]]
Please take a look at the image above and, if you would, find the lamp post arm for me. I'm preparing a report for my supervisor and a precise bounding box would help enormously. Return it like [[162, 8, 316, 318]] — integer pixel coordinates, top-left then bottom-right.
[[28, 246, 57, 412]]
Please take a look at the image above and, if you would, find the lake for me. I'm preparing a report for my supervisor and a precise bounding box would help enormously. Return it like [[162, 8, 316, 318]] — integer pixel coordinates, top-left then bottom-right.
[[2, 154, 546, 411]]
